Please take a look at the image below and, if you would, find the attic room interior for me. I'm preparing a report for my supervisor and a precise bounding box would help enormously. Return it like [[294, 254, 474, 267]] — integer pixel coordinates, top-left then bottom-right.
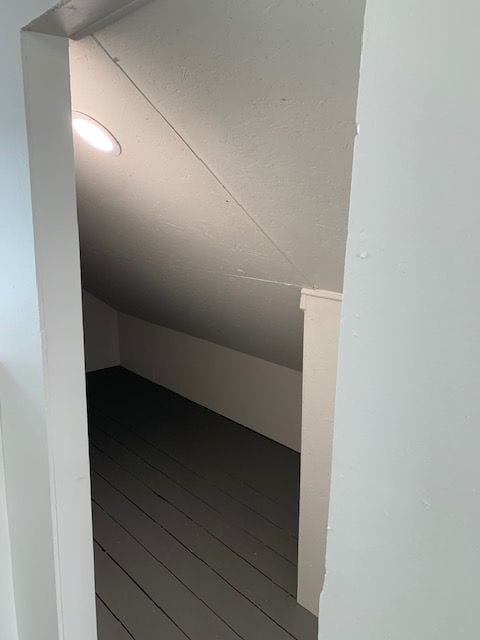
[[6, 1, 480, 639], [62, 1, 365, 637]]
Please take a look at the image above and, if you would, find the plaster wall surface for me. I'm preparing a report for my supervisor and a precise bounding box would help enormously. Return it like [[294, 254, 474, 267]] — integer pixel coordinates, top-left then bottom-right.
[[1, 5, 98, 638], [319, 2, 480, 638], [0, 434, 18, 640], [119, 312, 303, 451], [1, 7, 68, 637]]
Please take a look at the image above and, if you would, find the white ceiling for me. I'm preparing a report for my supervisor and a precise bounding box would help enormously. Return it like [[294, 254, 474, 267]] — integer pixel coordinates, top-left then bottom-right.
[[70, 0, 364, 370]]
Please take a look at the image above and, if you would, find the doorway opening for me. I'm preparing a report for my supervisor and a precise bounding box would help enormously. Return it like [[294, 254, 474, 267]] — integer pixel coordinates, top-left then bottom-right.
[[87, 366, 312, 639], [14, 0, 364, 638]]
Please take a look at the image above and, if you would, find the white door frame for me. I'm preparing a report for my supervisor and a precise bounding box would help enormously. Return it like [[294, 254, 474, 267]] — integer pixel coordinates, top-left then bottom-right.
[[297, 289, 342, 615], [1, 3, 151, 639]]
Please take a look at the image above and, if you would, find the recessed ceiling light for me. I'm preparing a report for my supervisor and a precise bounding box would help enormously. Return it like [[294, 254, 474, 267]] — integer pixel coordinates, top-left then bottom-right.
[[72, 111, 121, 156]]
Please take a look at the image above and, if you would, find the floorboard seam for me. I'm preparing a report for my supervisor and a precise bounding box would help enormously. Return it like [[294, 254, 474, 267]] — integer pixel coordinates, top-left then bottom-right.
[[92, 469, 302, 640], [92, 439, 296, 594], [95, 540, 192, 640], [93, 421, 299, 541], [91, 405, 299, 518], [96, 593, 136, 639], [114, 422, 299, 538], [91, 437, 297, 565], [94, 500, 245, 640]]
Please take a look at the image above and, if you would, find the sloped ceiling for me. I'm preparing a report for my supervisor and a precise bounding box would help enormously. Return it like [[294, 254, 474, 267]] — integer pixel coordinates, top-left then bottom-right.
[[70, 0, 365, 370]]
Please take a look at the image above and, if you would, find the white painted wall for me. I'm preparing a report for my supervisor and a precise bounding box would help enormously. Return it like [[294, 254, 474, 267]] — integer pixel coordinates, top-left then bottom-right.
[[297, 289, 341, 616], [1, 8, 58, 637], [0, 434, 18, 640], [1, 7, 97, 638], [82, 290, 120, 372], [119, 313, 303, 451], [319, 2, 480, 638]]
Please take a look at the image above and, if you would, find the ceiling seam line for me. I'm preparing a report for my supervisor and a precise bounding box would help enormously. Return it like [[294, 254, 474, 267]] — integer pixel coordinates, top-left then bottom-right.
[[90, 34, 311, 285], [82, 247, 302, 288]]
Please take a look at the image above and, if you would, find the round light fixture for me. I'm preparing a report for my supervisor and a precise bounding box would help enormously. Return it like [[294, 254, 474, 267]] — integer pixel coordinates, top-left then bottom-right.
[[72, 111, 121, 156]]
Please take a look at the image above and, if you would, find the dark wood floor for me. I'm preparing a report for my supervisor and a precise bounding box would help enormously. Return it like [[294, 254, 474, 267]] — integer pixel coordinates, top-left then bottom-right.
[[87, 367, 317, 640]]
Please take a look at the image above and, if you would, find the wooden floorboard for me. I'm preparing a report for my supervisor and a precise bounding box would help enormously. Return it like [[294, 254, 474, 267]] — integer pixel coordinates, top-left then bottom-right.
[[92, 408, 299, 535], [96, 597, 135, 640], [91, 416, 298, 559], [91, 454, 315, 639], [91, 427, 297, 593], [94, 503, 241, 640], [87, 367, 300, 509], [92, 472, 296, 640], [89, 367, 317, 640], [94, 543, 188, 640]]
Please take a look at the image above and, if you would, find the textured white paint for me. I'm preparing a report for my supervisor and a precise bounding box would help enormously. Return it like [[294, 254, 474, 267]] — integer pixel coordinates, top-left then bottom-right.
[[93, 0, 364, 288], [69, 35, 304, 369], [119, 313, 303, 451], [297, 289, 341, 615], [1, 7, 99, 637], [0, 433, 18, 640], [25, 0, 154, 38], [68, 0, 365, 367], [1, 20, 60, 640], [21, 31, 97, 640], [1, 12, 66, 637], [82, 290, 120, 372], [0, 7, 59, 636], [320, 2, 480, 638]]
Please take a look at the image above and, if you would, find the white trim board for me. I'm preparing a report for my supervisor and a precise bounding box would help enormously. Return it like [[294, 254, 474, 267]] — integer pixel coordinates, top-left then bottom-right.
[[297, 289, 342, 615], [300, 287, 343, 309], [24, 0, 154, 39], [2, 7, 99, 637]]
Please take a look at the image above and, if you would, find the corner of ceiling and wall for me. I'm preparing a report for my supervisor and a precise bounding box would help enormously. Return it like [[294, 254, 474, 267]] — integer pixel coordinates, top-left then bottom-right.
[[67, 0, 366, 371]]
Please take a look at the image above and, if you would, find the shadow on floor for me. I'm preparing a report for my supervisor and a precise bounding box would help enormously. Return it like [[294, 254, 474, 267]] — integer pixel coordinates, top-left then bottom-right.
[[87, 366, 317, 640]]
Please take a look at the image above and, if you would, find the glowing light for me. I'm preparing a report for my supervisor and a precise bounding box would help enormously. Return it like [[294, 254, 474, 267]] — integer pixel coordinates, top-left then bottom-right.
[[72, 112, 121, 155]]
